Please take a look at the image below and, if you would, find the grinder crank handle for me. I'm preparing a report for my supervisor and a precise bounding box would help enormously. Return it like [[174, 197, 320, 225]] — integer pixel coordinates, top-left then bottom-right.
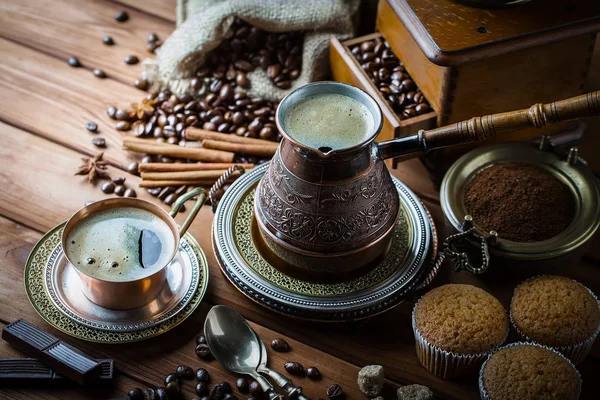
[[377, 90, 600, 159]]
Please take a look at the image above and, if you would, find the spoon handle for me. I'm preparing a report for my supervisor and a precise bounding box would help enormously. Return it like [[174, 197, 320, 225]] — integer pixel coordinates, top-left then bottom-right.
[[258, 367, 310, 400], [254, 374, 283, 400]]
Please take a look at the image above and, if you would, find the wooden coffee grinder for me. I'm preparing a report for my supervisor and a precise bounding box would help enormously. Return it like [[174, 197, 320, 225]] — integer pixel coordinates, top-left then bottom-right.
[[375, 0, 600, 173]]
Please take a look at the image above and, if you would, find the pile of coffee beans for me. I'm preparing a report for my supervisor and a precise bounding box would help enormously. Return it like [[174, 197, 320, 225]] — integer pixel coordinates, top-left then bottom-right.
[[147, 32, 162, 54], [192, 18, 303, 92], [350, 37, 430, 119]]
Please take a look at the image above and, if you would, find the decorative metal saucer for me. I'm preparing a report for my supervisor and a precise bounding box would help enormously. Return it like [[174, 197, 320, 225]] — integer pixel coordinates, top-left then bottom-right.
[[213, 164, 439, 322], [25, 223, 209, 343]]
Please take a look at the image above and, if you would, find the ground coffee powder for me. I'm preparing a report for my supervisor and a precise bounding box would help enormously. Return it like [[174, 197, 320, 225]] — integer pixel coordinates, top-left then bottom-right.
[[464, 162, 574, 242]]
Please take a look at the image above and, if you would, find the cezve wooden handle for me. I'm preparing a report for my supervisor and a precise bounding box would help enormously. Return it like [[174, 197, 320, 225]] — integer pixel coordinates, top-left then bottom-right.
[[420, 91, 600, 150]]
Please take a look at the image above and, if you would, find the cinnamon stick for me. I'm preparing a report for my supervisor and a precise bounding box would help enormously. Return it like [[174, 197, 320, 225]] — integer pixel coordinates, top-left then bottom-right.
[[202, 139, 277, 157], [142, 170, 232, 181], [186, 127, 281, 147], [138, 162, 254, 172], [123, 138, 234, 163], [139, 178, 237, 188]]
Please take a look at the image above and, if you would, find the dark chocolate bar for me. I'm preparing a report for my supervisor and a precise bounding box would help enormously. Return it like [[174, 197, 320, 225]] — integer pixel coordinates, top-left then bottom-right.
[[1, 319, 103, 385], [0, 358, 113, 386]]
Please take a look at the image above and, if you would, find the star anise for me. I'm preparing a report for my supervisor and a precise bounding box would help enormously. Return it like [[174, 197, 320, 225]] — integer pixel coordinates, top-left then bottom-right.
[[75, 152, 110, 183], [130, 98, 157, 119]]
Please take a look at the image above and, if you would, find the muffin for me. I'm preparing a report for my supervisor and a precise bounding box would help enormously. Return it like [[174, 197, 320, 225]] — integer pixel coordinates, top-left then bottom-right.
[[510, 275, 600, 364], [412, 284, 508, 379], [479, 342, 581, 400]]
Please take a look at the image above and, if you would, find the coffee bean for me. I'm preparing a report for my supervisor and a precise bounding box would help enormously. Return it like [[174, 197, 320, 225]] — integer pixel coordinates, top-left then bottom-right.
[[236, 377, 249, 394], [145, 388, 157, 400], [147, 42, 159, 53], [128, 388, 144, 400], [360, 41, 375, 52], [195, 367, 210, 383], [210, 384, 226, 400], [85, 122, 98, 133], [165, 373, 179, 386], [148, 32, 159, 42], [156, 387, 168, 400], [176, 365, 194, 380], [271, 338, 290, 352], [124, 188, 136, 198], [248, 381, 263, 397], [307, 367, 321, 380], [259, 126, 274, 140], [147, 187, 161, 196], [114, 185, 126, 196], [195, 343, 213, 360], [223, 394, 238, 400], [326, 384, 344, 400], [116, 121, 131, 131], [167, 136, 178, 145], [141, 155, 153, 164], [115, 109, 130, 121], [92, 137, 106, 148], [415, 102, 430, 114], [93, 69, 107, 78], [166, 381, 181, 398], [219, 84, 233, 101], [284, 362, 305, 376], [124, 55, 139, 65], [248, 119, 263, 133], [236, 72, 249, 88], [196, 334, 207, 345], [68, 57, 81, 67], [402, 108, 417, 118], [234, 60, 254, 72], [101, 181, 115, 194], [127, 162, 139, 175], [134, 78, 149, 90], [163, 193, 177, 206], [275, 80, 291, 89], [107, 106, 117, 119], [196, 382, 210, 396], [114, 11, 129, 22], [102, 36, 114, 45]]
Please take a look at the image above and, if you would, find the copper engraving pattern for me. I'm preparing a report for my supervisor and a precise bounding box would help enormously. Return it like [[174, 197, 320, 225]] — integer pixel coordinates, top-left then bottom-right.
[[259, 157, 397, 246]]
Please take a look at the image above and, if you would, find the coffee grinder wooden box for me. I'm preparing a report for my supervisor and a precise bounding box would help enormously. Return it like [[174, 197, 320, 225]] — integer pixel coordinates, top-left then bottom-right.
[[375, 0, 600, 170]]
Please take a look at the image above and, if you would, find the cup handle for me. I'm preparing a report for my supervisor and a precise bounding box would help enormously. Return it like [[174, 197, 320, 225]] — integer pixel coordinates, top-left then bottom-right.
[[169, 187, 207, 237]]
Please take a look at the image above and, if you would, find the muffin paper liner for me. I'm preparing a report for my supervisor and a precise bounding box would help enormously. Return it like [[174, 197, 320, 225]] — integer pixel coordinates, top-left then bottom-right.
[[478, 342, 582, 400], [411, 299, 509, 379], [510, 276, 600, 365]]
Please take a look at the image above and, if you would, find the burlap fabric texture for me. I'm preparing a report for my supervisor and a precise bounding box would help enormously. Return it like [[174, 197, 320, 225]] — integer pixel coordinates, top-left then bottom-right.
[[145, 0, 360, 102]]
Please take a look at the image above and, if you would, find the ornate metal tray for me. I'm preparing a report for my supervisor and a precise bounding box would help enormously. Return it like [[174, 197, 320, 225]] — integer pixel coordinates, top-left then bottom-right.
[[25, 223, 209, 343], [212, 164, 439, 322]]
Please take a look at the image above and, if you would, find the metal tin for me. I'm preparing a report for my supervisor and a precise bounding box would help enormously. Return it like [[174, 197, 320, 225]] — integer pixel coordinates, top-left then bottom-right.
[[440, 141, 600, 274], [24, 222, 209, 343], [213, 163, 439, 322]]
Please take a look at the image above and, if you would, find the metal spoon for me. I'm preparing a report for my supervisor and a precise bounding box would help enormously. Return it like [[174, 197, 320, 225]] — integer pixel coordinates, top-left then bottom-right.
[[204, 306, 282, 400], [257, 335, 310, 400]]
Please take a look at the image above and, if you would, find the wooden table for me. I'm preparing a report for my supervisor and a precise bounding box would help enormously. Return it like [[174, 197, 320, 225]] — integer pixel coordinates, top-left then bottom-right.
[[0, 1, 598, 399]]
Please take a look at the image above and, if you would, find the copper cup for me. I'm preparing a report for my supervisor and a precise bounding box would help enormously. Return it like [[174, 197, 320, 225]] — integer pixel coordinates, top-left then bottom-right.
[[61, 187, 207, 310]]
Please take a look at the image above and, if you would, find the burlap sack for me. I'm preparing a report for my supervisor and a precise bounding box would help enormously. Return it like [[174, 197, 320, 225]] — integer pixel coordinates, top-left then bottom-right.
[[145, 0, 360, 102]]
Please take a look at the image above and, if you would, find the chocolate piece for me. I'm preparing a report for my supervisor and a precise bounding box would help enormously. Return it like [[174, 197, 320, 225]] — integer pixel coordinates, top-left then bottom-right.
[[0, 358, 113, 386], [1, 320, 103, 385]]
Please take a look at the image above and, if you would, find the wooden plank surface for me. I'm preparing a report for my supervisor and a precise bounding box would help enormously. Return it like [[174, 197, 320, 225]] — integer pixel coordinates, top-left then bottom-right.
[[115, 0, 177, 22], [0, 1, 599, 399], [0, 0, 172, 84]]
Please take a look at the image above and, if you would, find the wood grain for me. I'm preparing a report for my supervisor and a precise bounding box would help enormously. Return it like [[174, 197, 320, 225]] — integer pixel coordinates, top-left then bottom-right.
[[0, 38, 145, 169], [0, 0, 173, 84], [114, 0, 177, 22]]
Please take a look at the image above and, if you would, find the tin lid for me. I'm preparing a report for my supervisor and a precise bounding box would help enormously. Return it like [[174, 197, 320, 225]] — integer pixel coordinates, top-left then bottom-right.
[[440, 142, 600, 260], [385, 0, 600, 66]]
